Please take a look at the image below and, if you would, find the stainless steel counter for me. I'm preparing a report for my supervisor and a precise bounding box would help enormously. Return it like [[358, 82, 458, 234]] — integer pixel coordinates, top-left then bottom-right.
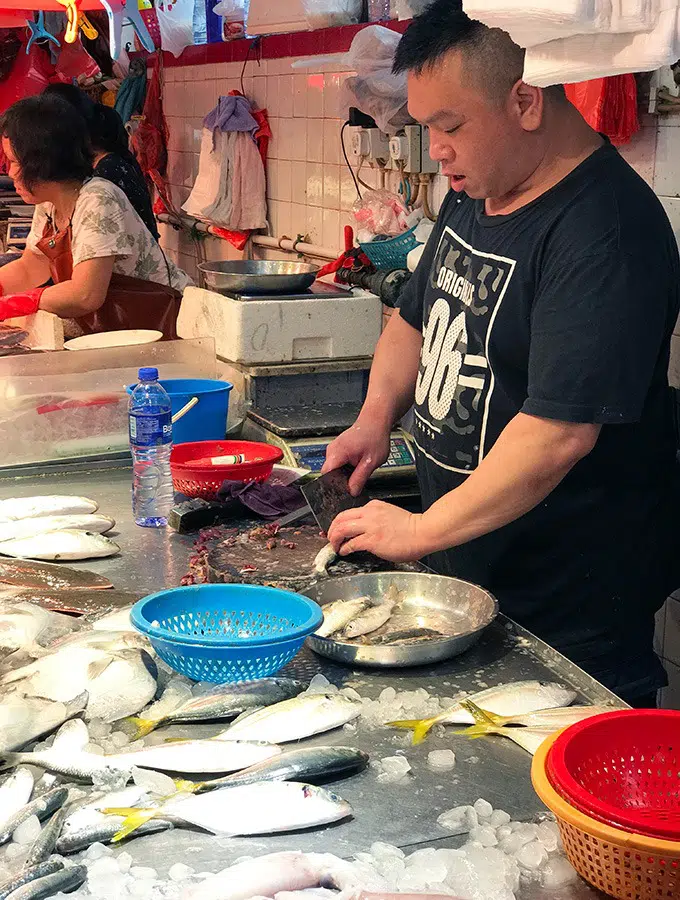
[[0, 464, 618, 898]]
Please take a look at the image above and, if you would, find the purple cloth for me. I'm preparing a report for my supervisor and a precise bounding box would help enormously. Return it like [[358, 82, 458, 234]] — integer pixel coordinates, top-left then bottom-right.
[[203, 95, 259, 135], [218, 481, 304, 518]]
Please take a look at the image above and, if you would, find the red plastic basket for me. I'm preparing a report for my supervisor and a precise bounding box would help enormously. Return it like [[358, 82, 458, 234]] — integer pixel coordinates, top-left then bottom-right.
[[170, 440, 283, 500], [546, 709, 680, 841]]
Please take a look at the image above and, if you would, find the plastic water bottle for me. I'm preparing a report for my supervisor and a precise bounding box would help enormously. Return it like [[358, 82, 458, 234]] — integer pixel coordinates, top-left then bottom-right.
[[129, 367, 174, 527]]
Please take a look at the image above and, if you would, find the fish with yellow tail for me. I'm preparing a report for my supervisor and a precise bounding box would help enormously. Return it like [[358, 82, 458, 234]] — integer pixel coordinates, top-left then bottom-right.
[[388, 680, 577, 744]]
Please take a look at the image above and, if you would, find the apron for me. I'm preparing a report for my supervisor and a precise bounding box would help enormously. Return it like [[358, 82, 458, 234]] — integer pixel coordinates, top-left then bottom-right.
[[36, 219, 181, 340]]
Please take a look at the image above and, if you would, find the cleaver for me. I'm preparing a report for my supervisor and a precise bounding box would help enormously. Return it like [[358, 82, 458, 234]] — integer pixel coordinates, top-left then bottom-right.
[[300, 465, 370, 534]]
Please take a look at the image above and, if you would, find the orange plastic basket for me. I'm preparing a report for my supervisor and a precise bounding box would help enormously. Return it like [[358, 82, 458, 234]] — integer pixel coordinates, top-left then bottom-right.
[[532, 731, 680, 900]]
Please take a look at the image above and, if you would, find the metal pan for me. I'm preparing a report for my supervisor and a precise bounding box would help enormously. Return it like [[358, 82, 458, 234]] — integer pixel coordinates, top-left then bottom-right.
[[198, 260, 319, 295], [304, 571, 498, 668]]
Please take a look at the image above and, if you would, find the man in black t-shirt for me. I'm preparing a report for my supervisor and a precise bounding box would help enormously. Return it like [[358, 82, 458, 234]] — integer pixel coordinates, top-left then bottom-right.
[[324, 1, 680, 706]]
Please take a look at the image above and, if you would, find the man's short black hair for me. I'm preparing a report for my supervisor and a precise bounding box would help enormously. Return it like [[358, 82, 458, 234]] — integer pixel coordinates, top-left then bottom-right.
[[393, 0, 564, 103], [1, 95, 93, 191]]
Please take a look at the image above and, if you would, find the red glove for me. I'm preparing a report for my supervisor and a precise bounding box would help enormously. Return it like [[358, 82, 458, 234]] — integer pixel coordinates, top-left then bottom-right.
[[0, 288, 44, 321]]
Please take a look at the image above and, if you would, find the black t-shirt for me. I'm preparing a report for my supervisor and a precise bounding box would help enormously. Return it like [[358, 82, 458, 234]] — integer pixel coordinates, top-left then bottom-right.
[[94, 153, 160, 241], [399, 142, 680, 701]]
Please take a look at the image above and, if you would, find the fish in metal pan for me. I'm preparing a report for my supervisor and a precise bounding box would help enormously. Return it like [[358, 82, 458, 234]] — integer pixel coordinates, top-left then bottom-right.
[[388, 680, 578, 743], [0, 496, 98, 522], [188, 746, 369, 793], [3, 864, 87, 900], [342, 597, 396, 639], [0, 693, 87, 753], [0, 515, 115, 544], [216, 693, 362, 744], [315, 598, 368, 638], [366, 627, 447, 645], [0, 530, 120, 562], [106, 781, 352, 841], [0, 767, 34, 831], [24, 805, 69, 867], [126, 677, 307, 738], [183, 850, 387, 900], [0, 786, 68, 846], [0, 860, 65, 900], [0, 558, 113, 591]]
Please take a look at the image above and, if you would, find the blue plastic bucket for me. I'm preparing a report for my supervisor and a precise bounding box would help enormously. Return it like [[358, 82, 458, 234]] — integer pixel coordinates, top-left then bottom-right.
[[126, 378, 233, 445]]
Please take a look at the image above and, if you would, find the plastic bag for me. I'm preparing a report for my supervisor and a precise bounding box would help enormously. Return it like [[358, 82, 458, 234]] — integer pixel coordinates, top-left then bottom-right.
[[353, 188, 409, 237], [340, 26, 408, 133], [0, 41, 54, 115], [302, 0, 362, 28], [54, 34, 100, 82], [213, 0, 246, 39], [156, 0, 194, 58], [565, 74, 638, 146]]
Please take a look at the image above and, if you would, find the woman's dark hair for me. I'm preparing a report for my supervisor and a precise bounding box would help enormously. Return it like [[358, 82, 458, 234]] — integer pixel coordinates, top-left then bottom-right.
[[1, 95, 93, 190], [43, 83, 131, 159]]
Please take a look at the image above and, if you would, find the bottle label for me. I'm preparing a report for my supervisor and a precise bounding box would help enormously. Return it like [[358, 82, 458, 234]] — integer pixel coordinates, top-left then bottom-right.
[[129, 411, 172, 447]]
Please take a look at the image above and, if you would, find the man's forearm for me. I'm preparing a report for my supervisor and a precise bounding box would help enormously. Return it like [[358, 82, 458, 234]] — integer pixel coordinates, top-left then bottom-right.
[[419, 412, 600, 553], [359, 310, 422, 429]]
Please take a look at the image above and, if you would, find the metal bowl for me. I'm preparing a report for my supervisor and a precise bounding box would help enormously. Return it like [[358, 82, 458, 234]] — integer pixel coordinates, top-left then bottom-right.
[[305, 571, 498, 668], [198, 260, 319, 295]]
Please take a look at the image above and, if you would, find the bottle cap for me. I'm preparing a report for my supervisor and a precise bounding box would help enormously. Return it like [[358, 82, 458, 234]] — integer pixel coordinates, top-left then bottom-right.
[[138, 367, 159, 382]]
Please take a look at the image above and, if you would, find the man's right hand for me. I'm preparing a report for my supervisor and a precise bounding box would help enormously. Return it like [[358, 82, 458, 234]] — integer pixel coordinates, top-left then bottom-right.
[[321, 418, 392, 496]]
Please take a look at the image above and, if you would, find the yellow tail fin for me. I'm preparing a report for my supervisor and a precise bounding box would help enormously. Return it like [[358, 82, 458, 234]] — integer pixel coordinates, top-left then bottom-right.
[[173, 778, 201, 794], [103, 807, 158, 842], [459, 699, 504, 739], [123, 716, 157, 740], [386, 717, 439, 745]]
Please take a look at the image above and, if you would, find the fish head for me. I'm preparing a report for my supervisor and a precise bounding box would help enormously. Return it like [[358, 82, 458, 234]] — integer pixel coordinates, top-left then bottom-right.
[[301, 784, 352, 819]]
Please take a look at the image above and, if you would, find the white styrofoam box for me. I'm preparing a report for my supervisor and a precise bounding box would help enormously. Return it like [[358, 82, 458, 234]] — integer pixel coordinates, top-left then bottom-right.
[[7, 311, 64, 350], [247, 0, 309, 34], [177, 286, 382, 364], [654, 125, 680, 197]]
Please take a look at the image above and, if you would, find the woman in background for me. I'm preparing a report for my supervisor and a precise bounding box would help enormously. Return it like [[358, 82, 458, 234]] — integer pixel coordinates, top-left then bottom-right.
[[43, 83, 160, 241]]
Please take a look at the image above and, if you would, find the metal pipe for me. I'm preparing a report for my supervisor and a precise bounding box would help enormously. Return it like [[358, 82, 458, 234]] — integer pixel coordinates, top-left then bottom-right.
[[156, 213, 340, 261]]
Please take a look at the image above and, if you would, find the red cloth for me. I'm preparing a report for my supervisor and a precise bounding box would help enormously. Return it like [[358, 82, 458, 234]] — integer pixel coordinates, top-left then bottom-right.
[[565, 74, 639, 146], [0, 288, 44, 320], [131, 52, 171, 209]]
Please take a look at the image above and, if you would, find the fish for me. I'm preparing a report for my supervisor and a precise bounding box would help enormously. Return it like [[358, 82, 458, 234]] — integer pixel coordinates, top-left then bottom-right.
[[312, 544, 337, 577], [0, 786, 68, 846], [79, 648, 157, 723], [0, 530, 120, 562], [0, 860, 65, 900], [107, 781, 352, 841], [89, 605, 135, 632], [316, 599, 369, 638], [0, 515, 115, 544], [342, 599, 396, 639], [216, 693, 362, 744], [0, 693, 88, 752], [190, 746, 369, 793], [2, 718, 282, 780], [24, 805, 69, 867], [388, 680, 578, 744], [183, 851, 386, 900], [56, 815, 173, 853], [0, 601, 67, 654], [0, 767, 34, 831], [475, 704, 612, 729], [369, 627, 446, 645], [3, 864, 86, 899], [0, 496, 98, 522], [127, 677, 307, 739], [4, 589, 138, 616], [0, 558, 113, 591]]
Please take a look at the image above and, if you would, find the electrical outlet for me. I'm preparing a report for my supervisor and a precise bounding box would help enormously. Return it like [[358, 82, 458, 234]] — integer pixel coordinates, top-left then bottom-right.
[[351, 127, 370, 158], [389, 134, 407, 164], [420, 125, 439, 174], [366, 128, 390, 162], [403, 124, 422, 174]]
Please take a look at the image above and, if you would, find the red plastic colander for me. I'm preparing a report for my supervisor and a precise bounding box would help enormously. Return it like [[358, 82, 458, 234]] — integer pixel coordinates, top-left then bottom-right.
[[170, 440, 283, 500], [545, 709, 680, 841]]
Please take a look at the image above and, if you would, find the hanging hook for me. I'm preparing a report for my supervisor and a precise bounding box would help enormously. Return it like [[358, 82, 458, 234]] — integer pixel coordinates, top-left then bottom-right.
[[26, 11, 60, 52]]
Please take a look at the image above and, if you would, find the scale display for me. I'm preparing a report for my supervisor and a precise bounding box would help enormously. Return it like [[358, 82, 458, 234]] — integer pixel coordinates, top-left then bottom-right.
[[287, 434, 416, 475]]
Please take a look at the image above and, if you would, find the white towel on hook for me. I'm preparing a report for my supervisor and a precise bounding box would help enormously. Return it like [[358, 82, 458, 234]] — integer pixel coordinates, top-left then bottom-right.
[[524, 0, 678, 85], [463, 0, 612, 49]]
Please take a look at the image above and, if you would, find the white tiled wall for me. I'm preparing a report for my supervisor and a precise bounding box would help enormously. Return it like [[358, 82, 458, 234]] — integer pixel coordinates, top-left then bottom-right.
[[159, 54, 451, 280]]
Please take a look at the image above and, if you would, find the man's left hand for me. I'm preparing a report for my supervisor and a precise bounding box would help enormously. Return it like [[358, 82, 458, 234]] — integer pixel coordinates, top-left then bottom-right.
[[327, 500, 429, 562]]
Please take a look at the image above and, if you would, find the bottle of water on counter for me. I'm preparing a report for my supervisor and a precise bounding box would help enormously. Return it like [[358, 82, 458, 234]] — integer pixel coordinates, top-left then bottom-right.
[[129, 367, 174, 527]]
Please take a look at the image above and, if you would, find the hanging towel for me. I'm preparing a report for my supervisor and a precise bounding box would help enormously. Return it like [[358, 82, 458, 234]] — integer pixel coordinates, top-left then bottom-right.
[[463, 0, 613, 49], [524, 0, 678, 85], [228, 132, 267, 231], [203, 94, 258, 134]]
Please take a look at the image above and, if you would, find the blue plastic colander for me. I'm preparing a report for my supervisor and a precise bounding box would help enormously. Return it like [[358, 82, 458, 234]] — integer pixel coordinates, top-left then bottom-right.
[[130, 584, 323, 683], [359, 224, 420, 269]]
